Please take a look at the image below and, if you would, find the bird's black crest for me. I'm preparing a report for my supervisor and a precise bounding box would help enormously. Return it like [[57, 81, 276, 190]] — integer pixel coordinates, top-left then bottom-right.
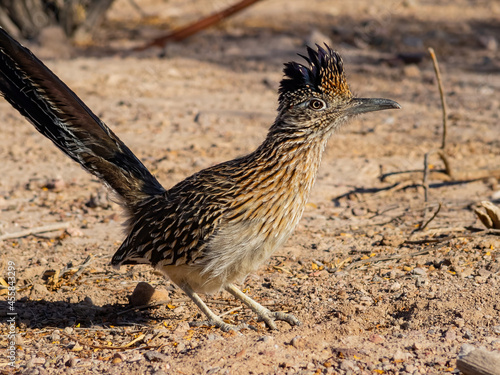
[[279, 44, 352, 104]]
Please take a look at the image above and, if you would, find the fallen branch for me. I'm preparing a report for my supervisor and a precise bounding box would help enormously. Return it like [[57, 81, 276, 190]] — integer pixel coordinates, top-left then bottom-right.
[[0, 222, 70, 241], [457, 347, 500, 375], [135, 0, 262, 51]]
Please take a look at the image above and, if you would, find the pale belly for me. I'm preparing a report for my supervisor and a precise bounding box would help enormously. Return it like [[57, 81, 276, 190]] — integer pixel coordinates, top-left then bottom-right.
[[159, 208, 302, 294]]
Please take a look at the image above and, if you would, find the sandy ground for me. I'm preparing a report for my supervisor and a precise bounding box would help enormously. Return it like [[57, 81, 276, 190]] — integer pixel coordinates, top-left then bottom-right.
[[1, 0, 499, 374]]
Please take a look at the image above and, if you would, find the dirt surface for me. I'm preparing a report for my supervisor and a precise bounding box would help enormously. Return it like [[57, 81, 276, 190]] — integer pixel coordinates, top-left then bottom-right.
[[1, 0, 500, 374]]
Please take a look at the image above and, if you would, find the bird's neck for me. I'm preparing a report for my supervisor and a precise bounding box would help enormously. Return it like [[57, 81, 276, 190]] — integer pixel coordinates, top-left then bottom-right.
[[258, 132, 327, 182], [230, 127, 331, 216]]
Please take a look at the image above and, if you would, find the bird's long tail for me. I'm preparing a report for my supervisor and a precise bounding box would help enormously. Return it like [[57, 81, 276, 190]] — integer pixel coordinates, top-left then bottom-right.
[[0, 28, 165, 208]]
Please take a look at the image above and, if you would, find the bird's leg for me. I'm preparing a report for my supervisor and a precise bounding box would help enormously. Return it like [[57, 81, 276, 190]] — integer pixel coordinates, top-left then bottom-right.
[[225, 283, 300, 330], [178, 282, 246, 332]]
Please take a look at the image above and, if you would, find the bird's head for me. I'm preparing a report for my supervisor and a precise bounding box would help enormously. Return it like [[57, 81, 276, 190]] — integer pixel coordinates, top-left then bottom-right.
[[274, 45, 400, 139]]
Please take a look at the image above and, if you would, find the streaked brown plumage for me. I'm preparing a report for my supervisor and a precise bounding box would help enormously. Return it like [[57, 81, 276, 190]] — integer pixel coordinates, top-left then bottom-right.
[[0, 28, 400, 331]]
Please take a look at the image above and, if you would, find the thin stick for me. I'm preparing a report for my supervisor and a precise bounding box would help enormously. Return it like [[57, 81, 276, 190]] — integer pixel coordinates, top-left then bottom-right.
[[419, 202, 442, 231], [423, 151, 431, 202], [68, 255, 94, 282], [344, 249, 431, 271], [220, 306, 243, 317], [60, 331, 153, 351], [428, 48, 448, 150], [405, 228, 500, 245], [0, 222, 70, 241], [122, 333, 146, 348]]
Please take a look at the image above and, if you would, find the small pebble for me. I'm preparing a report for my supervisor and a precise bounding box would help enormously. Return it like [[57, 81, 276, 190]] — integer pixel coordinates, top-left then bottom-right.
[[444, 328, 456, 341], [412, 342, 422, 350], [415, 277, 427, 287], [340, 359, 356, 371], [32, 357, 46, 365], [290, 336, 305, 349], [368, 334, 385, 344], [130, 282, 170, 306], [111, 353, 124, 364], [144, 350, 169, 362], [405, 364, 417, 372], [306, 362, 315, 370], [458, 343, 476, 357], [371, 275, 383, 283], [173, 321, 190, 335], [412, 267, 427, 276], [66, 227, 83, 237], [258, 335, 273, 343], [65, 356, 77, 367], [31, 283, 49, 298], [352, 207, 367, 216], [390, 282, 402, 292], [44, 177, 65, 191], [464, 330, 474, 340], [51, 330, 61, 342], [403, 64, 421, 78], [235, 349, 246, 358], [392, 349, 409, 362], [128, 354, 143, 362]]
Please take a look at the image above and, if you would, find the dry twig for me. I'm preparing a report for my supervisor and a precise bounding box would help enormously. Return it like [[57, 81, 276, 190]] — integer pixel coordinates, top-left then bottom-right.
[[404, 228, 500, 245], [343, 249, 431, 271], [68, 255, 94, 282], [60, 331, 156, 351], [428, 48, 448, 150], [418, 202, 442, 232], [0, 222, 70, 241], [136, 0, 262, 51]]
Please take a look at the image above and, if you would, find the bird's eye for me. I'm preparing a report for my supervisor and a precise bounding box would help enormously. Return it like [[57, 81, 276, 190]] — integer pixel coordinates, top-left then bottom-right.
[[309, 99, 326, 110]]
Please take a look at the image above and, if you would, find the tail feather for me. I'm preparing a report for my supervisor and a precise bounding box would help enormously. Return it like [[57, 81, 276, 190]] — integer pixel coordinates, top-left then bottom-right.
[[0, 28, 165, 207]]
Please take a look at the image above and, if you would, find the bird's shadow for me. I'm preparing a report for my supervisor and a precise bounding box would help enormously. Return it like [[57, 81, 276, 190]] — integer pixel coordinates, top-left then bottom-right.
[[12, 297, 167, 330]]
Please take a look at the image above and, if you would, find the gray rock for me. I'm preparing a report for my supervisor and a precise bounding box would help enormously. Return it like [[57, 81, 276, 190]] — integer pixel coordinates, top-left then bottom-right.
[[144, 350, 169, 362]]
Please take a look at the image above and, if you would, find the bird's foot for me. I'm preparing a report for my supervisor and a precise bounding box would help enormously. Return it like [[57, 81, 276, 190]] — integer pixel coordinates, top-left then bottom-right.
[[258, 310, 301, 330], [192, 318, 249, 332], [225, 284, 301, 330]]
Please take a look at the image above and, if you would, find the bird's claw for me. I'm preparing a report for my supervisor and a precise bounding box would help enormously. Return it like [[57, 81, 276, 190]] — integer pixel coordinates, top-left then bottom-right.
[[260, 311, 301, 330]]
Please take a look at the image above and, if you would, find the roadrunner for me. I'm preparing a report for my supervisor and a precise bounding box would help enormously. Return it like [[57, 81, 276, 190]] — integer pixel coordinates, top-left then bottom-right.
[[0, 28, 400, 331]]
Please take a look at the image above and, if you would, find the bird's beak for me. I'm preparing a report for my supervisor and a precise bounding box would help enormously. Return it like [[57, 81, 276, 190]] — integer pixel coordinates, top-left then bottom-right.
[[346, 97, 401, 116]]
